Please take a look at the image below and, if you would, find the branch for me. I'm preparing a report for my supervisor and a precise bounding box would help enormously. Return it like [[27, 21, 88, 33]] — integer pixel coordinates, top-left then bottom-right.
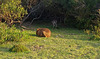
[[20, 0, 43, 25], [31, 0, 43, 11], [13, 21, 21, 23], [20, 10, 33, 25], [21, 26, 34, 30], [30, 9, 44, 25]]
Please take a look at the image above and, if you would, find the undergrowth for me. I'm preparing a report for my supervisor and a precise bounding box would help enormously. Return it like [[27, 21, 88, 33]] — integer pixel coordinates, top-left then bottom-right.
[[9, 44, 30, 52], [0, 23, 29, 43]]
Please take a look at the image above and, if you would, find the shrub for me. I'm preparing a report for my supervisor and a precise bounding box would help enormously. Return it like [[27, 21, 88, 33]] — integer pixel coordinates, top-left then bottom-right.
[[90, 35, 100, 40], [90, 26, 100, 40], [84, 29, 91, 35], [0, 0, 27, 26], [0, 23, 29, 43], [9, 44, 30, 52]]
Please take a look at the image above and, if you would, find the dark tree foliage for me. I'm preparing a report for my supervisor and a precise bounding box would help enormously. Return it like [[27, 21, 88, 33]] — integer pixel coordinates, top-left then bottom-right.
[[0, 0, 100, 29]]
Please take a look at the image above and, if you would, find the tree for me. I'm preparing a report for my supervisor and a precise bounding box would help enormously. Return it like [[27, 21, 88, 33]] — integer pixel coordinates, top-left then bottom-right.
[[20, 0, 45, 25]]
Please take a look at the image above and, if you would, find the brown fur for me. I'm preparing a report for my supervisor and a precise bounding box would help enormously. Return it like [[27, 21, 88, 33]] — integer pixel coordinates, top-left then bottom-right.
[[36, 28, 51, 37]]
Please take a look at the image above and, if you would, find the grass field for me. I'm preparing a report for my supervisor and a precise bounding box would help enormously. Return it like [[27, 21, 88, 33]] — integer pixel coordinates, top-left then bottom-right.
[[0, 22, 100, 59]]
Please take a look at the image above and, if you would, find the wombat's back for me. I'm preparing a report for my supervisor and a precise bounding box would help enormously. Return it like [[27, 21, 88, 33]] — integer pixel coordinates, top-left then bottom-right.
[[36, 28, 51, 37]]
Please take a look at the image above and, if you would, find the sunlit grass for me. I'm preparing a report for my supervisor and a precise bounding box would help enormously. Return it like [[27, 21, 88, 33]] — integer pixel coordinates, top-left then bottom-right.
[[0, 22, 100, 59]]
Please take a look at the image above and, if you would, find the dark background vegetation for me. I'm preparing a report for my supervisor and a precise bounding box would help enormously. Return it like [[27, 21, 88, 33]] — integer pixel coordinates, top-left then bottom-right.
[[0, 0, 100, 40]]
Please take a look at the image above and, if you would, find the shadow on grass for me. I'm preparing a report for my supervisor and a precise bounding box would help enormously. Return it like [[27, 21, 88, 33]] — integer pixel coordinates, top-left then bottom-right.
[[0, 47, 9, 52], [29, 34, 37, 36]]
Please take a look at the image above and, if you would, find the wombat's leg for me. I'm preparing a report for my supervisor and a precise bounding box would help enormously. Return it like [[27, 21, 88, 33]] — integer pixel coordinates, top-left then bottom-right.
[[43, 31, 48, 37]]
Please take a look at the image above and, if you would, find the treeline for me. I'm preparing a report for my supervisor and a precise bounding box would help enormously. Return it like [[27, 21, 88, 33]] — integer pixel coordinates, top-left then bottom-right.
[[0, 0, 100, 40], [45, 0, 100, 29]]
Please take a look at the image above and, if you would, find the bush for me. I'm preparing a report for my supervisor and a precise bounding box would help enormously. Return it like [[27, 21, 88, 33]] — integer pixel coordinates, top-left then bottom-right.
[[9, 44, 30, 52], [90, 26, 100, 40], [0, 23, 29, 43], [90, 35, 100, 40], [0, 0, 27, 26]]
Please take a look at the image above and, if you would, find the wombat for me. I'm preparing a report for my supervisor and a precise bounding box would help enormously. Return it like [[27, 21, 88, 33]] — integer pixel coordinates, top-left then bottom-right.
[[36, 28, 51, 37]]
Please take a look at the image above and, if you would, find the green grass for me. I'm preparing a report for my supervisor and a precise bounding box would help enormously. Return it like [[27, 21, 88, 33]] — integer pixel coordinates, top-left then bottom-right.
[[0, 22, 100, 59]]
